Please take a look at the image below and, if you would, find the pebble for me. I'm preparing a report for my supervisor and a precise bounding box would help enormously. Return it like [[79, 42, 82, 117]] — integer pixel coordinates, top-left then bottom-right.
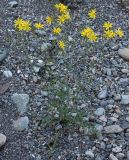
[[104, 125, 123, 134], [85, 150, 94, 158], [0, 49, 7, 62], [41, 43, 51, 52], [127, 151, 129, 160], [118, 48, 129, 61], [94, 107, 105, 116], [121, 95, 129, 104], [112, 146, 122, 153], [3, 70, 12, 78], [114, 94, 121, 101], [33, 66, 40, 73], [98, 89, 108, 99], [8, 1, 18, 7], [126, 117, 129, 122], [11, 93, 29, 114], [13, 116, 29, 131], [109, 154, 118, 160], [121, 69, 129, 74], [0, 133, 6, 147]]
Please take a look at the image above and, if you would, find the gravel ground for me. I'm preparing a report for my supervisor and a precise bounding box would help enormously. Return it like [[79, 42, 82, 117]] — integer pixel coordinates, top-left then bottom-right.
[[1, 0, 129, 159]]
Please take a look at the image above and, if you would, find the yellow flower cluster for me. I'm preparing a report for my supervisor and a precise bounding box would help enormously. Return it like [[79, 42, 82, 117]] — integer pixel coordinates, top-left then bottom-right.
[[103, 21, 124, 39], [14, 18, 31, 31], [46, 16, 53, 25], [81, 27, 98, 42], [88, 9, 96, 19], [58, 40, 65, 49], [54, 3, 71, 24]]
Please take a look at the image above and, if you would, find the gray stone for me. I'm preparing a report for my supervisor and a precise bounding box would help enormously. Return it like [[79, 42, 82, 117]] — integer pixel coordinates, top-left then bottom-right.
[[94, 108, 105, 116], [98, 89, 108, 99], [33, 66, 40, 73], [114, 94, 121, 101], [3, 70, 12, 78], [109, 154, 118, 160], [8, 1, 18, 8], [0, 50, 7, 62], [11, 93, 29, 114], [35, 30, 46, 36], [104, 125, 123, 134], [13, 116, 29, 131], [127, 151, 129, 160], [41, 43, 51, 52], [121, 95, 129, 104], [0, 133, 6, 147], [119, 78, 129, 86], [126, 117, 129, 122], [85, 150, 94, 158], [41, 91, 48, 97], [121, 69, 129, 74], [118, 48, 129, 61], [112, 146, 122, 153]]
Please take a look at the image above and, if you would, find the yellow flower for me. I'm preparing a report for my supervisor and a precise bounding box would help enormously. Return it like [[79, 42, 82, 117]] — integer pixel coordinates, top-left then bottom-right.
[[53, 27, 62, 35], [34, 23, 44, 29], [88, 9, 96, 19], [81, 27, 94, 38], [14, 18, 31, 31], [14, 18, 24, 28], [54, 3, 69, 14], [63, 12, 71, 20], [104, 30, 116, 39], [115, 28, 124, 37], [57, 15, 66, 24], [103, 21, 113, 30], [58, 40, 65, 49], [46, 16, 53, 25], [88, 33, 98, 42]]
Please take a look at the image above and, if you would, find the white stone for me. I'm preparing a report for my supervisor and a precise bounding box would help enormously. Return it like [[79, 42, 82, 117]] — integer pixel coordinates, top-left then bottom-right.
[[118, 48, 129, 61], [85, 150, 94, 158], [0, 133, 6, 147], [104, 125, 123, 134], [3, 70, 12, 78], [13, 116, 29, 131], [94, 107, 105, 116], [112, 146, 122, 153], [109, 154, 118, 160], [121, 95, 129, 104]]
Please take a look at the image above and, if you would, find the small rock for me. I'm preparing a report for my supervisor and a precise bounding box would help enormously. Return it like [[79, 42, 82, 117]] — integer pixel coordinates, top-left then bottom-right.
[[85, 150, 94, 158], [33, 66, 40, 73], [35, 30, 46, 36], [41, 43, 51, 52], [0, 50, 7, 62], [13, 116, 29, 131], [104, 125, 123, 134], [126, 117, 129, 122], [114, 94, 121, 101], [116, 153, 125, 159], [121, 69, 129, 74], [95, 107, 105, 116], [118, 48, 129, 61], [127, 151, 129, 160], [41, 91, 48, 97], [111, 44, 119, 51], [11, 93, 29, 114], [3, 70, 12, 78], [8, 1, 18, 8], [98, 89, 108, 99], [109, 154, 118, 160], [0, 133, 6, 147], [121, 95, 129, 104], [112, 146, 122, 153]]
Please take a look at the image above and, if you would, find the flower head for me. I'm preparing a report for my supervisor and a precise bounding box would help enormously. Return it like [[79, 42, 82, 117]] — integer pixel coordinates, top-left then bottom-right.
[[34, 23, 44, 29], [88, 9, 96, 19], [58, 40, 65, 49], [104, 30, 116, 39], [14, 18, 31, 31], [103, 21, 113, 30], [57, 13, 71, 24], [115, 28, 124, 37], [54, 3, 69, 14], [53, 27, 62, 35], [46, 16, 53, 25], [81, 27, 98, 42]]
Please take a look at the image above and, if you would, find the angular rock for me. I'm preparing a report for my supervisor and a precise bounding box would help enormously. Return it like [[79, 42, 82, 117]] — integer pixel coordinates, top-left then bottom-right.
[[98, 89, 108, 99], [94, 107, 105, 116], [0, 50, 7, 62], [13, 116, 29, 131], [109, 154, 118, 160], [104, 125, 123, 134], [121, 95, 129, 104], [0, 133, 6, 147], [118, 48, 129, 61], [85, 150, 94, 158], [3, 70, 12, 78], [8, 1, 18, 8], [11, 93, 29, 114]]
